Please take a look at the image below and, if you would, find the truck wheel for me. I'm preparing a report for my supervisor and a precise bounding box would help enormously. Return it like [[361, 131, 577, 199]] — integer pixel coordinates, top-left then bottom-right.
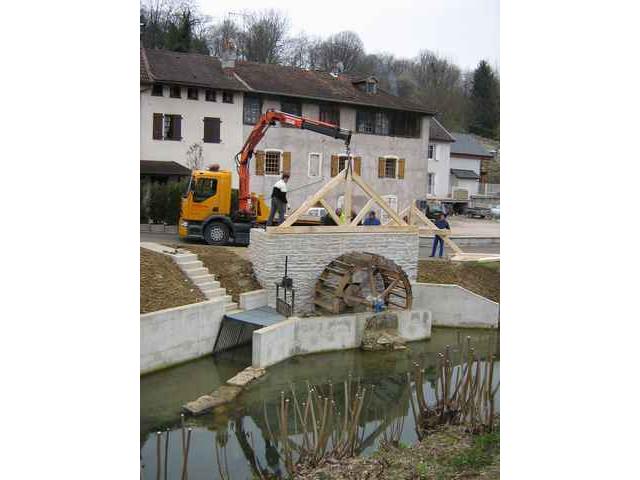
[[203, 222, 229, 245]]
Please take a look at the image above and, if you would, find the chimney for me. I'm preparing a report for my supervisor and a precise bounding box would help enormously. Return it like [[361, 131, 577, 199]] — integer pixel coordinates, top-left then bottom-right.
[[221, 39, 237, 69]]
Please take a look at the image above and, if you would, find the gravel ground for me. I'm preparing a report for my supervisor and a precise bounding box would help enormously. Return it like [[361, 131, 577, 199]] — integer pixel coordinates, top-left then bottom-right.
[[140, 248, 205, 314]]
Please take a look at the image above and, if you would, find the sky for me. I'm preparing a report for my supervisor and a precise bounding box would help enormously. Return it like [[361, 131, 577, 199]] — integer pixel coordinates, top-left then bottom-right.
[[198, 0, 499, 71]]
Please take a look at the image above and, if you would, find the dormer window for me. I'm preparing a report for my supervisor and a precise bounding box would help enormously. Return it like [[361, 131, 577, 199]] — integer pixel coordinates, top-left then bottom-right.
[[366, 80, 377, 94]]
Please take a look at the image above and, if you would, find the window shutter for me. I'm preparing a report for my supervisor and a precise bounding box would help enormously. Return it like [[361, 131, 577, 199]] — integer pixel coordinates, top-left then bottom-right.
[[153, 113, 163, 139], [331, 155, 339, 177], [203, 117, 221, 143], [378, 157, 385, 178], [354, 157, 362, 175], [282, 151, 291, 175], [255, 150, 265, 176], [397, 158, 405, 179], [174, 115, 182, 140]]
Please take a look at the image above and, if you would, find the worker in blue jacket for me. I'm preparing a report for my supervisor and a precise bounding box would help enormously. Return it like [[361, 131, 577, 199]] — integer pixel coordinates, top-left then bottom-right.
[[363, 211, 381, 226], [430, 212, 450, 257]]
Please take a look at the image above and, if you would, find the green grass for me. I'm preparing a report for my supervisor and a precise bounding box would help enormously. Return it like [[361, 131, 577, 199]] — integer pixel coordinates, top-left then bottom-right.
[[448, 429, 500, 473]]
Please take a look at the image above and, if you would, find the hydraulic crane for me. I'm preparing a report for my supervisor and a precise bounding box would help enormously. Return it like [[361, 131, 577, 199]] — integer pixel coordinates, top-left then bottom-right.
[[178, 109, 352, 245]]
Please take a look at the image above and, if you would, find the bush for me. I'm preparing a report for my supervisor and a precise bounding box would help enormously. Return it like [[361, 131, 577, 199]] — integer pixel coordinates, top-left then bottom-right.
[[145, 180, 187, 224], [148, 183, 168, 224], [166, 180, 187, 225]]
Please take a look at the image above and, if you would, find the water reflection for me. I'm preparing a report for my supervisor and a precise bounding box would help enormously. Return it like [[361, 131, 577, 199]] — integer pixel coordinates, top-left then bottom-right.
[[141, 327, 499, 480]]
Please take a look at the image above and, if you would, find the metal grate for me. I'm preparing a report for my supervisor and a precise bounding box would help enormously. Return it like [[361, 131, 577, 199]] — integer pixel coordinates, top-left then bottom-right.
[[212, 317, 259, 354]]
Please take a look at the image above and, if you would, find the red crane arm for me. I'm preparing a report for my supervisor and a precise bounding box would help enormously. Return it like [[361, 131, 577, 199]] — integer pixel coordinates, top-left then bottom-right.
[[236, 109, 352, 215]]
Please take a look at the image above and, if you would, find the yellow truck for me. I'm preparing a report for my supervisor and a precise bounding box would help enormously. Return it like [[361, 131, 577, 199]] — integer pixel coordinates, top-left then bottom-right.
[[178, 168, 269, 245]]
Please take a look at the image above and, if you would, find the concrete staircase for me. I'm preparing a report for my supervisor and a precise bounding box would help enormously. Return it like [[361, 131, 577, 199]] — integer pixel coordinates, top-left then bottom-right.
[[173, 252, 238, 312], [141, 242, 239, 312]]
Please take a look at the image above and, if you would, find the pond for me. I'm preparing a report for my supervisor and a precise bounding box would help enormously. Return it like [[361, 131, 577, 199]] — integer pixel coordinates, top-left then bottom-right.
[[141, 327, 499, 479]]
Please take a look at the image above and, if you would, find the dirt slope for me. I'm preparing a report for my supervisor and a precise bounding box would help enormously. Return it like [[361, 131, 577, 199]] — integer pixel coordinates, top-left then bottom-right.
[[418, 260, 499, 302]]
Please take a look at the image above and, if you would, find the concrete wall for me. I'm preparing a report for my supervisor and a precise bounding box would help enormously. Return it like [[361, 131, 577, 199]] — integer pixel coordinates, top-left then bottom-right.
[[140, 87, 244, 186], [427, 141, 451, 198], [244, 98, 431, 213], [252, 310, 432, 368], [249, 229, 420, 314], [140, 298, 226, 374], [411, 282, 499, 328], [238, 289, 268, 310]]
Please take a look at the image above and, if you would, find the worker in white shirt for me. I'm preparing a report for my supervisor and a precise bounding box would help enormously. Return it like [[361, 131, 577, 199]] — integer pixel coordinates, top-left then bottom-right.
[[267, 173, 290, 226]]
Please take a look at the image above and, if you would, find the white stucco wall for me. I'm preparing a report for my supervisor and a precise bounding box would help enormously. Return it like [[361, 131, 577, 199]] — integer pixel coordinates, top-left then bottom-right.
[[427, 142, 451, 198], [140, 86, 245, 186], [450, 156, 482, 196], [244, 99, 431, 214]]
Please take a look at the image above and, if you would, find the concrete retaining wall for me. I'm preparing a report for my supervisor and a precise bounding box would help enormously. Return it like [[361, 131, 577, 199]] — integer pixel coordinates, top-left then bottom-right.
[[252, 310, 432, 368], [249, 229, 419, 314], [140, 298, 226, 374], [411, 282, 499, 328], [238, 290, 268, 310]]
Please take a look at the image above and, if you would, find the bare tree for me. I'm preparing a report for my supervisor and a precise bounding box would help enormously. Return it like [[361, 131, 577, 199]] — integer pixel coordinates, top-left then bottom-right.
[[317, 31, 364, 72], [238, 9, 289, 63], [208, 18, 242, 57], [185, 143, 203, 170]]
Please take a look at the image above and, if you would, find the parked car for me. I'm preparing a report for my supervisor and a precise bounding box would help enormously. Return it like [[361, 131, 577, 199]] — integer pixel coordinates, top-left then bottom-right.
[[464, 200, 492, 219], [490, 205, 500, 219], [306, 207, 327, 218]]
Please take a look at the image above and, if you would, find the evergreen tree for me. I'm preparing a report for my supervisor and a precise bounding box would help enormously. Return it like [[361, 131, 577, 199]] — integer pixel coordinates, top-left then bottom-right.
[[469, 61, 500, 139]]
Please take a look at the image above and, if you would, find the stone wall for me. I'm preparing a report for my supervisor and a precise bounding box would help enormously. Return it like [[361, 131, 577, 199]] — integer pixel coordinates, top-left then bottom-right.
[[249, 228, 420, 314]]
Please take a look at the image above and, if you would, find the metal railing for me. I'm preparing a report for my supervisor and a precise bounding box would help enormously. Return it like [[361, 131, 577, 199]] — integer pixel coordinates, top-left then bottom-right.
[[477, 183, 500, 196]]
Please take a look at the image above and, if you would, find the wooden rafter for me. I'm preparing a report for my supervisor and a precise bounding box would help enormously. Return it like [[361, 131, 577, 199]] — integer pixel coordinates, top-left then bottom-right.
[[351, 198, 376, 226], [318, 198, 341, 224], [278, 171, 345, 227]]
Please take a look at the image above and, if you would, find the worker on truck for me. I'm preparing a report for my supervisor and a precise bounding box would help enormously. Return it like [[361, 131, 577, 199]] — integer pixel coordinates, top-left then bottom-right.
[[267, 173, 290, 226]]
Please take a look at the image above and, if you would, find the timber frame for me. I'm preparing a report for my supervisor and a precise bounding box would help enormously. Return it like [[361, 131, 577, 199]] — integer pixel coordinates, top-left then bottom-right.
[[272, 163, 412, 232], [269, 162, 499, 262]]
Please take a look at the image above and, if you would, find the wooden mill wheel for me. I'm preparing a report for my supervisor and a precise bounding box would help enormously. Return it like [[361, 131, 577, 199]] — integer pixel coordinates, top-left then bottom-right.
[[314, 252, 412, 314]]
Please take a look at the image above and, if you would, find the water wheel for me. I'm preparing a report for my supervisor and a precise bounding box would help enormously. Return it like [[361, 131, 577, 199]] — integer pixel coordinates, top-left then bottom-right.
[[314, 252, 412, 314]]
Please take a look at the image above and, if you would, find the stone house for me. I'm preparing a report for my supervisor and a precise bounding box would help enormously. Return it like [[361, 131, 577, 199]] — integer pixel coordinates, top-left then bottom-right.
[[140, 48, 436, 219]]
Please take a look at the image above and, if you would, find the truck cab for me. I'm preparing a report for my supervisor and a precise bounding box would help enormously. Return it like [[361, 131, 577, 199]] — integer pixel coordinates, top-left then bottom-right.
[[178, 169, 269, 245]]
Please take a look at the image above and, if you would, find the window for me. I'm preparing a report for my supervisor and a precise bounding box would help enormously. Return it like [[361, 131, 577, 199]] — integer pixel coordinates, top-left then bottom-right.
[[203, 117, 221, 143], [427, 173, 435, 195], [308, 153, 322, 177], [170, 86, 181, 98], [356, 109, 421, 138], [193, 178, 217, 202], [265, 151, 281, 175], [428, 144, 436, 160], [366, 81, 377, 94], [153, 113, 182, 140], [281, 98, 302, 117], [384, 158, 397, 178], [380, 195, 398, 225], [356, 110, 375, 134], [375, 112, 390, 135], [151, 84, 163, 96], [205, 89, 216, 102], [319, 104, 340, 126], [187, 87, 198, 100], [338, 155, 349, 173], [243, 95, 262, 125], [222, 91, 233, 103]]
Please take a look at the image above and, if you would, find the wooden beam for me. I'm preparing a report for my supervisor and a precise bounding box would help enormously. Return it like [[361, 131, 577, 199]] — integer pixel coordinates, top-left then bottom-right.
[[344, 169, 352, 223], [277, 172, 345, 228], [411, 206, 463, 254], [266, 225, 419, 234], [351, 172, 407, 226], [351, 198, 375, 226], [318, 198, 341, 225]]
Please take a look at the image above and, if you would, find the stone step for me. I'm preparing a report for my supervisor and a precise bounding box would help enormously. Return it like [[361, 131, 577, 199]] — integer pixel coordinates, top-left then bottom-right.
[[174, 253, 198, 264], [185, 267, 209, 277], [203, 288, 227, 299], [191, 274, 216, 284], [179, 260, 203, 271], [224, 302, 239, 312], [197, 280, 221, 290]]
